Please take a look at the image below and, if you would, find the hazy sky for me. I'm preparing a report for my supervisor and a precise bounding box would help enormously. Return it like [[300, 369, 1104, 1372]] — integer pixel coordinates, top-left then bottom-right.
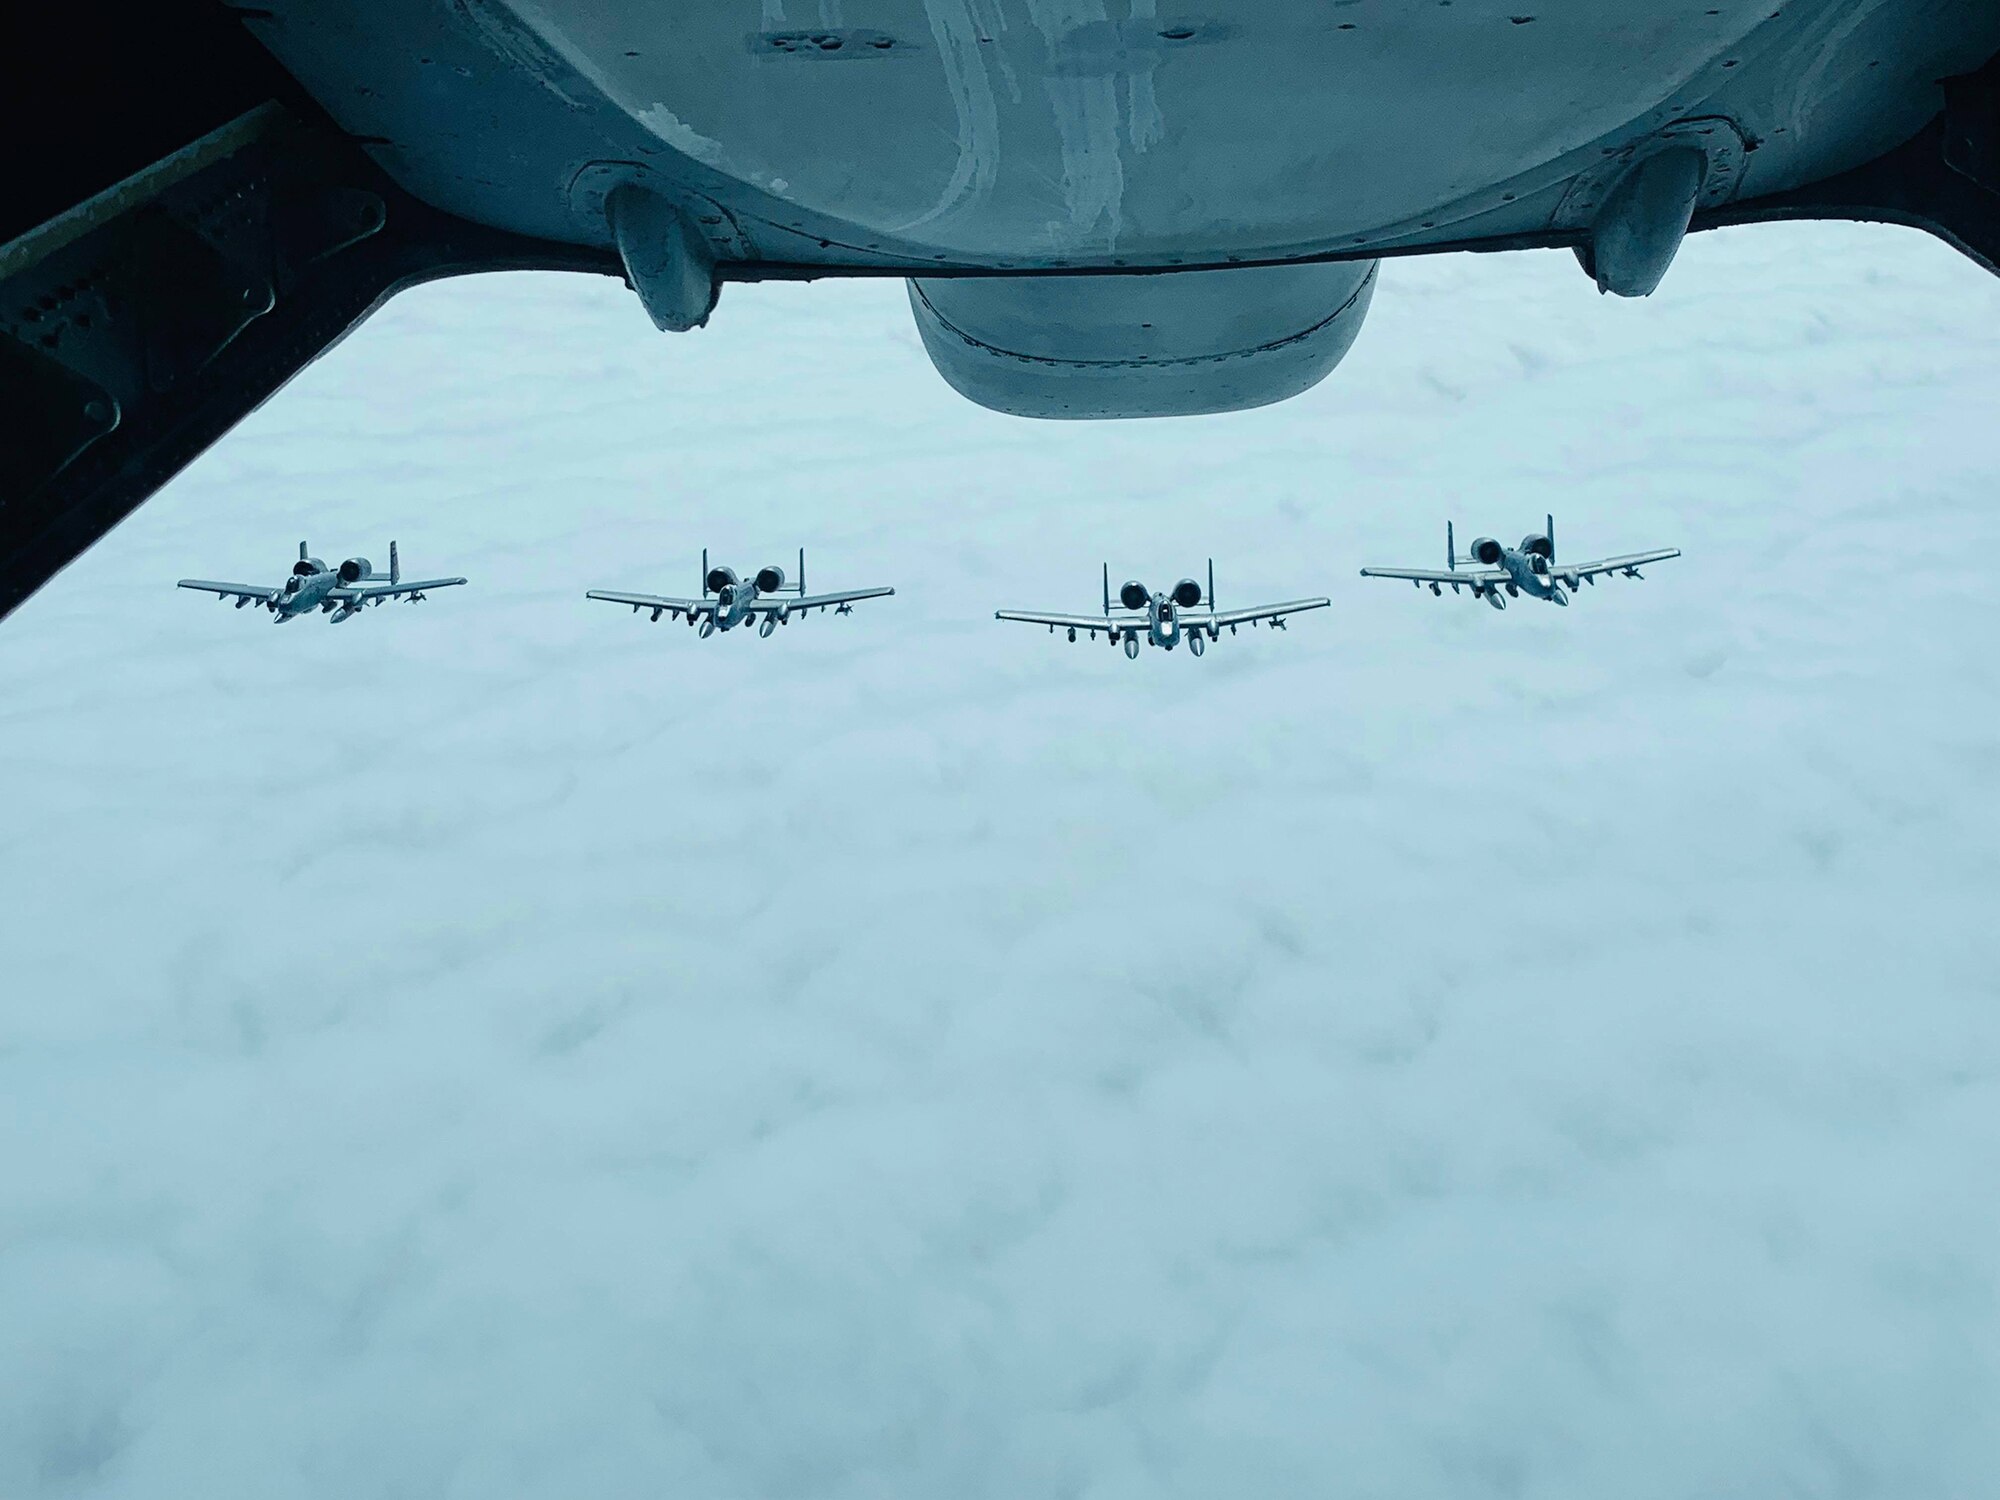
[[3, 223, 1998, 1499]]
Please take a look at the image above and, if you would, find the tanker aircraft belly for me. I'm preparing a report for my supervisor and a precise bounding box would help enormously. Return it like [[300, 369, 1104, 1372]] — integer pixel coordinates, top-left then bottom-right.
[[4, 3, 1998, 620]]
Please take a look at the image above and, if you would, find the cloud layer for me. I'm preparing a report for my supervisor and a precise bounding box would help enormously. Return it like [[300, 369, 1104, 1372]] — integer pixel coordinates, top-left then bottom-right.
[[3, 224, 1999, 1499]]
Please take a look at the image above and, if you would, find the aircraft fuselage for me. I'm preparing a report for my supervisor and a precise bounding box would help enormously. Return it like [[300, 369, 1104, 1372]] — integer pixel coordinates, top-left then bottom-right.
[[710, 582, 756, 632], [709, 581, 786, 634], [1121, 593, 1217, 656], [273, 570, 338, 622], [1498, 550, 1570, 606]]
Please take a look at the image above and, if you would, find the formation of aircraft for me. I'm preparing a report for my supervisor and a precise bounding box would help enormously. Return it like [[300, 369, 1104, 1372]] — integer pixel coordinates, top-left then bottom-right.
[[1361, 517, 1681, 609], [177, 541, 466, 623], [6, 9, 1995, 625], [586, 550, 894, 637], [172, 534, 1684, 643], [997, 563, 1331, 659]]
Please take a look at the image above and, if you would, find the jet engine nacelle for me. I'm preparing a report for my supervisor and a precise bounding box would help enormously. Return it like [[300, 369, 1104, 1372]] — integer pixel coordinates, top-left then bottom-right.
[[292, 556, 325, 576], [1469, 537, 1505, 566], [706, 564, 740, 593], [1171, 579, 1203, 608], [754, 564, 787, 593], [1518, 533, 1553, 559], [1119, 580, 1150, 611], [907, 260, 1379, 419], [336, 557, 373, 584]]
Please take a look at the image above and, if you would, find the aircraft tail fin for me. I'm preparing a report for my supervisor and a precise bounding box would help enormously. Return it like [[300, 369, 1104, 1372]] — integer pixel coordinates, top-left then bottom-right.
[[798, 547, 806, 597], [300, 540, 308, 563], [1208, 557, 1216, 609], [1547, 513, 1555, 562], [1447, 521, 1455, 572], [1102, 562, 1110, 617], [390, 541, 400, 586], [701, 546, 709, 597]]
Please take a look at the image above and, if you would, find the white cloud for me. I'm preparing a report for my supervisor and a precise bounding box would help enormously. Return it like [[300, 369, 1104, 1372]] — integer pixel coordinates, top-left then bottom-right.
[[2, 224, 1999, 1498]]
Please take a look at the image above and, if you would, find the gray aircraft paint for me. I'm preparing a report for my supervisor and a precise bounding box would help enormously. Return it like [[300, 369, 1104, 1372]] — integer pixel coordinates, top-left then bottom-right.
[[178, 541, 467, 621], [586, 550, 894, 635], [1360, 517, 1681, 608], [997, 561, 1329, 657], [237, 1, 2000, 417]]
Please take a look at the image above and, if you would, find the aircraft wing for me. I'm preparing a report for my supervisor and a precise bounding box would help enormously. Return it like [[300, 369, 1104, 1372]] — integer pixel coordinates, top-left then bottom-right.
[[995, 610, 1142, 637], [1195, 598, 1332, 628], [178, 579, 277, 603], [758, 587, 895, 614], [340, 577, 468, 600], [1359, 567, 1507, 587], [586, 590, 712, 620], [1550, 548, 1681, 584]]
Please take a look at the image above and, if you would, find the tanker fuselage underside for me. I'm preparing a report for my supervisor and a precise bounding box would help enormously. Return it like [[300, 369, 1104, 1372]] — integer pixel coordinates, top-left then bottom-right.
[[2, 1, 1998, 621]]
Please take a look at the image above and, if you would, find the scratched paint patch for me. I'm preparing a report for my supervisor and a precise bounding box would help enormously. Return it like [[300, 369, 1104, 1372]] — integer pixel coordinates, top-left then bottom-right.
[[1042, 16, 1235, 76], [750, 29, 921, 58]]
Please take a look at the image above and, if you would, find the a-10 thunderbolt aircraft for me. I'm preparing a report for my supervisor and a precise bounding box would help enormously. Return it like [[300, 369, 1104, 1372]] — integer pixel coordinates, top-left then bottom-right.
[[1361, 517, 1680, 609], [5, 4, 1997, 624], [178, 541, 467, 622], [998, 563, 1329, 658], [586, 550, 892, 637]]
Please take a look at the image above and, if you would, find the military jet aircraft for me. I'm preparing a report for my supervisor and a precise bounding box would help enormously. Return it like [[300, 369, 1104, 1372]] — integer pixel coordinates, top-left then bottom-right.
[[998, 563, 1329, 659], [586, 550, 892, 638], [178, 541, 466, 623], [1361, 516, 1679, 609], [5, 6, 1998, 623]]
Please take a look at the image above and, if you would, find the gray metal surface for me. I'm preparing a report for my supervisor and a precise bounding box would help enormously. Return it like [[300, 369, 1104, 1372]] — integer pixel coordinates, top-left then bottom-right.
[[586, 550, 893, 635], [999, 561, 1329, 655], [4, 3, 1999, 622], [1362, 518, 1680, 608], [909, 260, 1376, 416], [247, 0, 2000, 267]]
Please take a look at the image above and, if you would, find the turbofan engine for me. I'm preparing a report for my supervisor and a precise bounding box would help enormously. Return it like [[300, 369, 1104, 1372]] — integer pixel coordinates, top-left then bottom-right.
[[1119, 580, 1150, 610], [706, 564, 740, 594], [754, 564, 787, 593], [1518, 533, 1552, 559], [1171, 579, 1203, 607], [336, 557, 374, 584], [292, 556, 325, 576], [1469, 537, 1505, 566]]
